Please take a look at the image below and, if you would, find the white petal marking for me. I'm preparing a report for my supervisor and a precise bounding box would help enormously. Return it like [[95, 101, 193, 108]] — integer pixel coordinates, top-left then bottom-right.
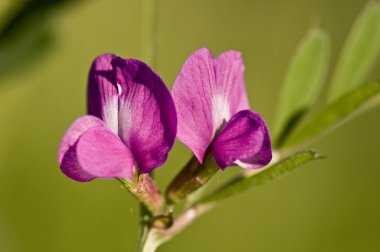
[[118, 98, 132, 143], [117, 83, 122, 96], [103, 100, 118, 134], [212, 93, 231, 134]]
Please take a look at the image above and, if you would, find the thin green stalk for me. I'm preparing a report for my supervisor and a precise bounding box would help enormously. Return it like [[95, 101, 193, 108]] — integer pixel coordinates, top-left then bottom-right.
[[139, 204, 215, 252], [136, 211, 151, 252]]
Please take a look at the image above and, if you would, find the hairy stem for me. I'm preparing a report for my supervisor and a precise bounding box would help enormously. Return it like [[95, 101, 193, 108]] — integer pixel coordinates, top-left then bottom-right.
[[166, 156, 219, 204], [118, 175, 165, 216]]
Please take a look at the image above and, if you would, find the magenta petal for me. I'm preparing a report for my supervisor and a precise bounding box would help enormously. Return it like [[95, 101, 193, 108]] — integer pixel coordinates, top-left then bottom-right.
[[58, 115, 106, 182], [212, 110, 272, 170], [111, 57, 177, 173], [76, 127, 134, 179], [172, 48, 216, 162], [87, 54, 119, 133], [214, 51, 250, 115], [172, 48, 250, 163]]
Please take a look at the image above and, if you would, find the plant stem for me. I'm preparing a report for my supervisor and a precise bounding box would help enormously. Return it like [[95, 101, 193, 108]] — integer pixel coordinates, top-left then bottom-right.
[[166, 155, 219, 204], [136, 211, 151, 252], [139, 203, 215, 251], [118, 175, 165, 216]]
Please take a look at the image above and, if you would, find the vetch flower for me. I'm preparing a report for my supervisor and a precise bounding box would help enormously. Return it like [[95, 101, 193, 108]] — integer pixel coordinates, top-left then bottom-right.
[[167, 48, 272, 202], [58, 54, 177, 182], [172, 48, 271, 169]]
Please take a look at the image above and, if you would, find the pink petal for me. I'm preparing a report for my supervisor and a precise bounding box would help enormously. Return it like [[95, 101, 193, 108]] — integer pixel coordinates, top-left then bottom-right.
[[87, 54, 119, 133], [76, 127, 134, 179], [212, 110, 272, 170], [172, 48, 249, 163], [58, 115, 106, 182], [58, 115, 105, 163], [214, 51, 250, 115], [111, 58, 177, 173], [172, 48, 215, 162]]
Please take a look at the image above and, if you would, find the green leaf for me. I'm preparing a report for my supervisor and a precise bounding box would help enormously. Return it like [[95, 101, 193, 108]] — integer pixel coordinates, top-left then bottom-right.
[[328, 1, 380, 102], [284, 81, 380, 147], [199, 151, 320, 205], [272, 28, 330, 147]]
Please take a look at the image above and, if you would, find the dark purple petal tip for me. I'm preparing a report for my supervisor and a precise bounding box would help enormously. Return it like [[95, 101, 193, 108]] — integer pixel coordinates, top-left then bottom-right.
[[211, 110, 272, 170]]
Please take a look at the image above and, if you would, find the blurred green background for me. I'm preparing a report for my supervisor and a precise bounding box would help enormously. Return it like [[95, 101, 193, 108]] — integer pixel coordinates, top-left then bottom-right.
[[1, 0, 380, 251]]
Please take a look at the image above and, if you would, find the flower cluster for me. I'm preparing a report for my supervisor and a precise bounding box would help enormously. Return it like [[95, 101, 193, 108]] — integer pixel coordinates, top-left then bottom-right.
[[58, 48, 272, 209]]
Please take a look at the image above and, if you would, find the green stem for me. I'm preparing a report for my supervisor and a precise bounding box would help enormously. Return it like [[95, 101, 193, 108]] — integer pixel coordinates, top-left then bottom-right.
[[136, 212, 151, 252], [118, 175, 164, 215], [166, 156, 219, 204], [139, 203, 214, 252]]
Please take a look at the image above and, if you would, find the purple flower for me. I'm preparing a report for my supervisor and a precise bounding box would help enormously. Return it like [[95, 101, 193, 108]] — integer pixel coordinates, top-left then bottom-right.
[[172, 48, 272, 170], [58, 54, 177, 181]]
